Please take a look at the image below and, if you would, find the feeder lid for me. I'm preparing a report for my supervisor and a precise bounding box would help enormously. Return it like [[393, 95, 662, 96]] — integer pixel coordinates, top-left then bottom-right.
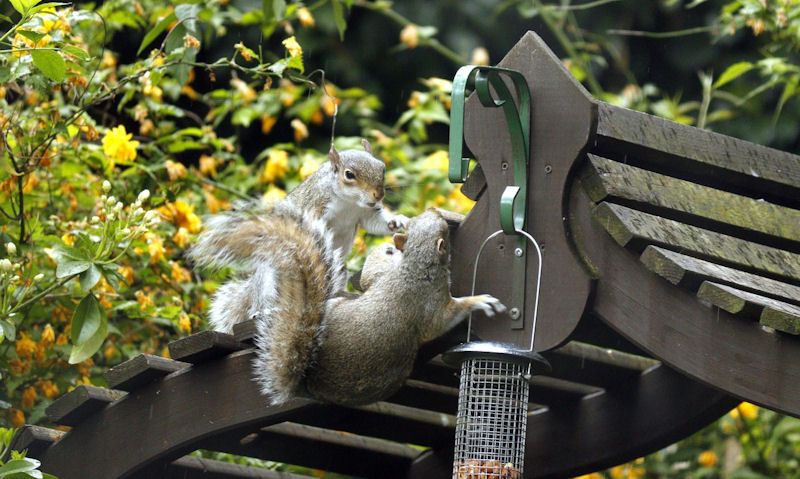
[[442, 341, 551, 374]]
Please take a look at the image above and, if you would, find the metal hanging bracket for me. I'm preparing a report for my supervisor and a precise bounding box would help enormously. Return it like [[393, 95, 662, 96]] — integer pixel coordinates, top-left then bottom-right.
[[449, 65, 532, 330]]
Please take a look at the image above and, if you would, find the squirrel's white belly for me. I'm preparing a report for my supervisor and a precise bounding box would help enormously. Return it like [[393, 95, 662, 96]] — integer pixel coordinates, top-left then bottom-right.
[[323, 200, 365, 256]]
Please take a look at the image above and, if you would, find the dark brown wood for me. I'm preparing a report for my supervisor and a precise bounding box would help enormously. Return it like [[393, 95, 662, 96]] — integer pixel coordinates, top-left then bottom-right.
[[232, 319, 257, 343], [45, 385, 126, 427], [460, 164, 487, 201], [105, 354, 190, 391], [389, 379, 459, 413], [593, 202, 800, 283], [168, 330, 246, 364], [37, 350, 321, 479], [641, 246, 800, 306], [163, 456, 308, 479], [200, 422, 418, 479], [451, 31, 595, 351], [6, 426, 64, 461], [594, 102, 800, 209], [543, 341, 656, 389], [582, 154, 800, 250], [697, 282, 800, 335], [405, 450, 453, 479], [572, 182, 800, 416]]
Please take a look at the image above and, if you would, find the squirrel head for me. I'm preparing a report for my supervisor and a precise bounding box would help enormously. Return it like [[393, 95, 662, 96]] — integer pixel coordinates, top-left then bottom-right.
[[395, 208, 449, 266], [360, 242, 403, 290], [329, 139, 386, 208]]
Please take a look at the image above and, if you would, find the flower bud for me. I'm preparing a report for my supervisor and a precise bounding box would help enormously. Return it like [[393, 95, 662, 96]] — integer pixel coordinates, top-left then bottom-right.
[[106, 196, 116, 206], [102, 180, 112, 192], [0, 259, 12, 271], [91, 216, 100, 223], [144, 210, 157, 222], [5, 242, 16, 255], [138, 189, 151, 202], [115, 202, 123, 211], [33, 273, 45, 282]]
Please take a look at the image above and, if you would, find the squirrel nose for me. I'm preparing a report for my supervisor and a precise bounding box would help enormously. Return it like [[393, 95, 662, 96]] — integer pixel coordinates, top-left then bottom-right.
[[373, 188, 384, 201]]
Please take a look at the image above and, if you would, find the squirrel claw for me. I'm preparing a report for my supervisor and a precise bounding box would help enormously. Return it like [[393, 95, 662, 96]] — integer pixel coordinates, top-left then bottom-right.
[[388, 215, 409, 232], [472, 295, 506, 317]]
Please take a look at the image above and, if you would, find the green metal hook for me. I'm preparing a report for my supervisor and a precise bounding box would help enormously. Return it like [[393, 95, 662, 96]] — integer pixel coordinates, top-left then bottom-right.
[[448, 65, 531, 235]]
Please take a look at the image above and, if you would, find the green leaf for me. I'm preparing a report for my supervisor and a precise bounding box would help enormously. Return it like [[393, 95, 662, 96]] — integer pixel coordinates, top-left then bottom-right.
[[80, 264, 102, 291], [69, 295, 107, 364], [0, 458, 39, 476], [27, 2, 70, 15], [56, 258, 90, 278], [61, 45, 90, 61], [30, 49, 66, 82], [8, 0, 41, 15], [0, 319, 16, 343], [15, 30, 45, 43], [714, 61, 753, 89], [137, 12, 176, 56], [286, 54, 303, 73], [331, 0, 347, 40], [0, 13, 12, 23], [175, 3, 200, 33], [68, 317, 106, 364], [70, 293, 101, 345], [262, 0, 287, 22]]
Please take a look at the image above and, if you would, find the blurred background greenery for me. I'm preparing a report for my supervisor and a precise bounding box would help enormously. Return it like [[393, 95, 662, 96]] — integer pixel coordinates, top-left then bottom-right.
[[1, 0, 799, 477]]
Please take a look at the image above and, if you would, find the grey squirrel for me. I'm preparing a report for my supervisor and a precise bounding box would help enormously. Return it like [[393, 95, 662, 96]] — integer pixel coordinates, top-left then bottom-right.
[[190, 203, 505, 406]]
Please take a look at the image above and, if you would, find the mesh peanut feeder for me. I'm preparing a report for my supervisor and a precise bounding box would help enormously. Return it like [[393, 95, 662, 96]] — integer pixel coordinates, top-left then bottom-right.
[[446, 65, 550, 479]]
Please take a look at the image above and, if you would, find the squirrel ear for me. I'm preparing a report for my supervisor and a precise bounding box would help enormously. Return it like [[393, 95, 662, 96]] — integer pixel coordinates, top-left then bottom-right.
[[393, 233, 407, 252], [436, 238, 447, 257], [361, 138, 373, 155], [329, 145, 341, 172]]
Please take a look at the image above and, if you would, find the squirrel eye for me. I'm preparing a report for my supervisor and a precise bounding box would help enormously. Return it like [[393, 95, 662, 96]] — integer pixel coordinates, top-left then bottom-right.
[[344, 170, 356, 180]]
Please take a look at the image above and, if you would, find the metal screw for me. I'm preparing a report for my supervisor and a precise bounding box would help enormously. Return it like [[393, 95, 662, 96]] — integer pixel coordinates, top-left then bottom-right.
[[514, 247, 523, 257], [498, 244, 505, 251], [509, 308, 521, 320], [544, 165, 553, 174], [501, 162, 509, 170]]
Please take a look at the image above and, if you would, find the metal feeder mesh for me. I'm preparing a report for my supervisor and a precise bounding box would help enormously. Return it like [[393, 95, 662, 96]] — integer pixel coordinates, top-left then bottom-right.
[[452, 357, 530, 479]]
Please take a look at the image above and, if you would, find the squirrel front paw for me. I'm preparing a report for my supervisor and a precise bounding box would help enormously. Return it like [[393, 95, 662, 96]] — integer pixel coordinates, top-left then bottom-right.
[[470, 295, 507, 317], [388, 214, 409, 232]]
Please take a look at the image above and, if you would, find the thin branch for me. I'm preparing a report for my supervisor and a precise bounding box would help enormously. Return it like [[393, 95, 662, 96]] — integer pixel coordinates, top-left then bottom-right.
[[607, 26, 715, 38]]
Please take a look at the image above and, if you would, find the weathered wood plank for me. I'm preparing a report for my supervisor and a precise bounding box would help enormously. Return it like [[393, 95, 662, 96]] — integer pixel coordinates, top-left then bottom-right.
[[594, 103, 800, 207], [696, 282, 800, 335], [105, 354, 190, 391], [6, 426, 63, 461], [460, 164, 487, 201], [232, 319, 257, 343], [389, 379, 459, 413], [168, 330, 245, 364], [594, 202, 800, 282], [582, 155, 800, 248], [641, 246, 800, 306], [544, 341, 656, 388], [165, 456, 309, 479], [45, 385, 126, 427]]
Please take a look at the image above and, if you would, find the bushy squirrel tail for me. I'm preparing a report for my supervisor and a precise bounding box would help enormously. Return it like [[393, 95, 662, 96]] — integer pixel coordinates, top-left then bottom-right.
[[190, 202, 346, 404]]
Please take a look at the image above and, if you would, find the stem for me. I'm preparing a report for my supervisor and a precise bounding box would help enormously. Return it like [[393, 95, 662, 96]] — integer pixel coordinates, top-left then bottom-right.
[[8, 275, 74, 316], [607, 26, 715, 39], [697, 72, 713, 129], [16, 174, 25, 244]]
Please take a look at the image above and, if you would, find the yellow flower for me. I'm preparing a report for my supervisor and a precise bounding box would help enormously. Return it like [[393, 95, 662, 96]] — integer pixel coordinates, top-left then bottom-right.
[[178, 313, 192, 334], [291, 118, 309, 142], [698, 450, 718, 468], [299, 158, 321, 180], [735, 402, 759, 420], [9, 408, 25, 428], [203, 189, 230, 214], [21, 386, 38, 409], [102, 125, 139, 166], [39, 380, 60, 400], [231, 78, 256, 103], [196, 155, 216, 177], [135, 290, 154, 311], [55, 333, 68, 346], [142, 82, 163, 102], [103, 343, 118, 361], [147, 235, 165, 263], [16, 332, 36, 359], [573, 474, 603, 479], [170, 261, 192, 282], [172, 227, 191, 249], [119, 265, 135, 284], [447, 187, 475, 214], [159, 200, 202, 233], [297, 7, 315, 27], [183, 33, 200, 49], [41, 324, 55, 347], [165, 159, 188, 181], [282, 36, 303, 58], [234, 42, 254, 62], [400, 24, 419, 48], [102, 50, 117, 69], [260, 149, 290, 184], [261, 115, 278, 135], [407, 91, 422, 108], [262, 184, 287, 204]]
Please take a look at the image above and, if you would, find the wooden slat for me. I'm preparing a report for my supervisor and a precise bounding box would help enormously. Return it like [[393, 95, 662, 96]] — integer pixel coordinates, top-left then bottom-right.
[[6, 426, 64, 460], [165, 456, 308, 479], [594, 202, 800, 282], [168, 330, 245, 364], [697, 282, 800, 335], [46, 385, 126, 427], [389, 379, 459, 413], [594, 102, 800, 207], [105, 354, 190, 391], [582, 154, 800, 248], [201, 422, 418, 479], [641, 246, 800, 306], [232, 319, 257, 343], [544, 341, 656, 388]]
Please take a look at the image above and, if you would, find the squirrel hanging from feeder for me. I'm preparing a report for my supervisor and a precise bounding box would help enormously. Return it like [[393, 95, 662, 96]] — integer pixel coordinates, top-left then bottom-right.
[[191, 196, 505, 405]]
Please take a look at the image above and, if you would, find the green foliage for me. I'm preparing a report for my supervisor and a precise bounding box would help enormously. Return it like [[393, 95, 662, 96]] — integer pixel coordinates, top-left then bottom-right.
[[0, 428, 56, 478]]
